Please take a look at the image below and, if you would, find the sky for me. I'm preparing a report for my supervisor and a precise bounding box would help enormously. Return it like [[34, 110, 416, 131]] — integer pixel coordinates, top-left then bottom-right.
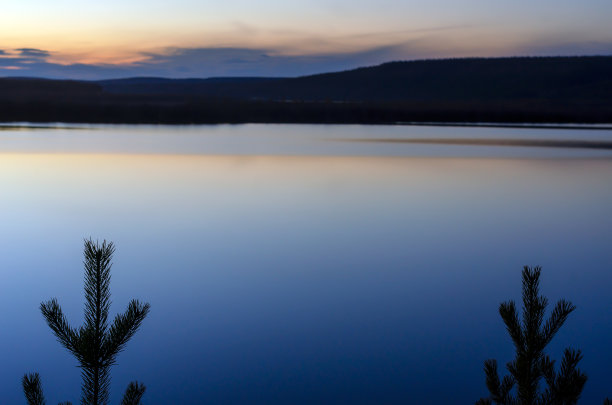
[[1, 0, 612, 79]]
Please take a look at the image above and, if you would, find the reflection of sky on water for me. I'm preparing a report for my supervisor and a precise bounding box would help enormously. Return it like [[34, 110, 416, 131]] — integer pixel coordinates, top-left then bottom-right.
[[0, 125, 611, 404], [3, 123, 612, 158]]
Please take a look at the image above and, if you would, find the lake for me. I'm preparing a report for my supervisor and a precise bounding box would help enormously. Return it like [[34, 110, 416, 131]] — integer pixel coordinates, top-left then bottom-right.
[[1, 123, 611, 404]]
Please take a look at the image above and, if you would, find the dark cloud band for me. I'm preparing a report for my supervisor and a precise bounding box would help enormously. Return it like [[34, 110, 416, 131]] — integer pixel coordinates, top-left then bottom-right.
[[15, 48, 51, 58], [1, 43, 611, 80]]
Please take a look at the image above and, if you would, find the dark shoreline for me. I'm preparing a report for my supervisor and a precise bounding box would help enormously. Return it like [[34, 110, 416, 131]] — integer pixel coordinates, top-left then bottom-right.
[[2, 56, 612, 125], [1, 98, 611, 126], [2, 121, 612, 131]]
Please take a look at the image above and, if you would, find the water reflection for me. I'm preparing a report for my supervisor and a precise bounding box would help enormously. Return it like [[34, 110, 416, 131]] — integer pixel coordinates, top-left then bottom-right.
[[2, 123, 612, 158], [0, 125, 611, 404], [341, 137, 612, 149]]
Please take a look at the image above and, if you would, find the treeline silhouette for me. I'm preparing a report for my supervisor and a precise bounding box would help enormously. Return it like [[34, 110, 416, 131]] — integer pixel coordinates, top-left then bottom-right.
[[98, 56, 612, 102], [1, 56, 611, 124]]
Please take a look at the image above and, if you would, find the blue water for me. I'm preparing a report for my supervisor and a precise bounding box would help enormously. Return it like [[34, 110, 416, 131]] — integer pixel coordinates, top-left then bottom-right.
[[0, 124, 611, 404]]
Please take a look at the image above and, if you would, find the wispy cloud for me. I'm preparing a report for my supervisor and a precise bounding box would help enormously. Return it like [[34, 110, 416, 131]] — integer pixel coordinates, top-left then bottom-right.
[[0, 45, 411, 79], [1, 39, 611, 80], [0, 25, 477, 78], [15, 48, 51, 58]]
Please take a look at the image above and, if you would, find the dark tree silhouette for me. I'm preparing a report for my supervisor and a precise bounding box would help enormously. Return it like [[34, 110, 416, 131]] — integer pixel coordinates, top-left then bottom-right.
[[23, 373, 46, 405], [477, 266, 587, 405], [24, 239, 150, 405], [120, 382, 146, 405]]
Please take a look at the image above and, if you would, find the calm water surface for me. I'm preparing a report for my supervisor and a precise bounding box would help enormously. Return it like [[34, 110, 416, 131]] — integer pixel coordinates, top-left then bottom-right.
[[1, 124, 611, 404]]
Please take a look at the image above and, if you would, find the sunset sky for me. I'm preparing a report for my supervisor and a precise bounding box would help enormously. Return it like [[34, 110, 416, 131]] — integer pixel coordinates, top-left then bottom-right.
[[2, 0, 612, 79]]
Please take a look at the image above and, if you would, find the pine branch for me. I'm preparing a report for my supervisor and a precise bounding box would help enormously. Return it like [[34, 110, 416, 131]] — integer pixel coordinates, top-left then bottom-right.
[[541, 299, 575, 348], [77, 324, 111, 405], [80, 366, 95, 405], [482, 360, 516, 404], [102, 300, 150, 365], [80, 239, 115, 405], [40, 299, 81, 361], [521, 267, 546, 353], [75, 325, 97, 365], [499, 375, 515, 403], [80, 364, 111, 405], [537, 360, 554, 405], [499, 301, 523, 351], [23, 373, 46, 405], [515, 266, 546, 405], [83, 239, 113, 336], [121, 381, 146, 405], [552, 348, 587, 404], [484, 359, 502, 399], [539, 354, 556, 396], [521, 266, 541, 321]]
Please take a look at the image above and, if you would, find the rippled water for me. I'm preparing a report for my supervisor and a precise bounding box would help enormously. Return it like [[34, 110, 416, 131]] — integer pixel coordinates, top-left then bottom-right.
[[1, 124, 611, 404]]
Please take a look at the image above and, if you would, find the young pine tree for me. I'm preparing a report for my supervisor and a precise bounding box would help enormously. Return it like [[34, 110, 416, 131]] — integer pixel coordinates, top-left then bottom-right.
[[476, 266, 586, 405], [24, 239, 150, 405]]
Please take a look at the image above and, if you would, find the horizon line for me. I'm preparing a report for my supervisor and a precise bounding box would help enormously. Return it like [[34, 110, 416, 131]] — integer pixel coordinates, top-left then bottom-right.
[[1, 53, 611, 82]]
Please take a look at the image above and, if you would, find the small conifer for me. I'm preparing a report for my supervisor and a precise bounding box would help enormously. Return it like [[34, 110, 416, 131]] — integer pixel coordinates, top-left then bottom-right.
[[24, 239, 150, 405]]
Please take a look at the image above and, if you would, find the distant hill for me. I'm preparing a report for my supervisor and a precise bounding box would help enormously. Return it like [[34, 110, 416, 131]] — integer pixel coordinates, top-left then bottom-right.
[[97, 76, 281, 98], [0, 77, 101, 100], [97, 56, 612, 102], [1, 56, 611, 124]]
